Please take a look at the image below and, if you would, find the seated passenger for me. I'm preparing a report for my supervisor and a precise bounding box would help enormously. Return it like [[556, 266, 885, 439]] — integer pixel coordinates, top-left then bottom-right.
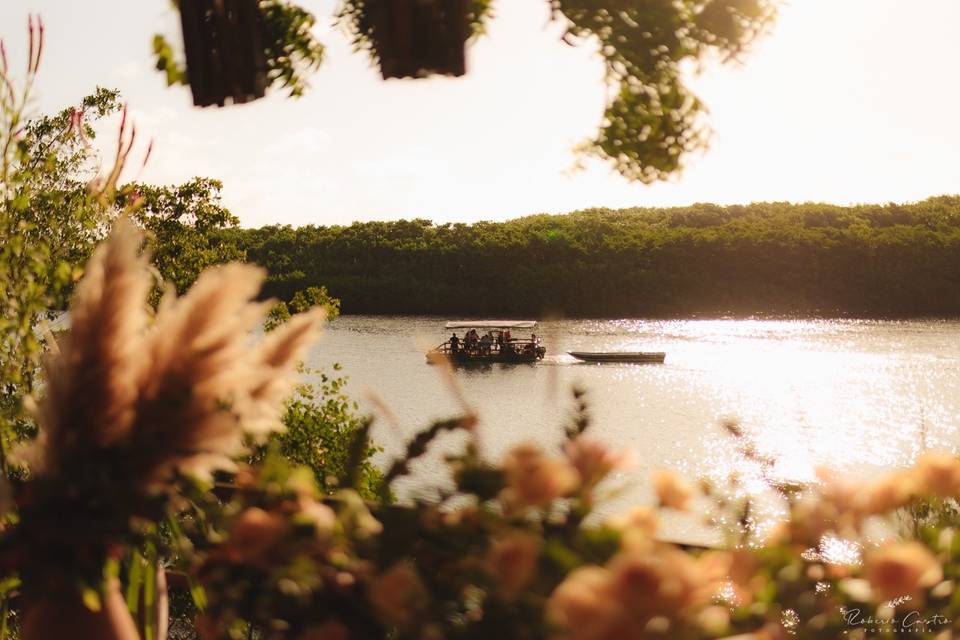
[[480, 332, 492, 354]]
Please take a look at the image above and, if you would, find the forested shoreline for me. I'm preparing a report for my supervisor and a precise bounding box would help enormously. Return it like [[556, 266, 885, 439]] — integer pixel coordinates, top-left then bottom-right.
[[219, 196, 960, 318]]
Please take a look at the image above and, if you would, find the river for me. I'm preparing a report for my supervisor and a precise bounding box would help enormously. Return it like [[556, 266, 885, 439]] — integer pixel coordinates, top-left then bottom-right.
[[304, 316, 960, 543]]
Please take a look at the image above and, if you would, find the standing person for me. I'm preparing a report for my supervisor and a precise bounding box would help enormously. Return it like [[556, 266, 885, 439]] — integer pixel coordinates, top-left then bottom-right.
[[450, 333, 460, 354], [504, 329, 512, 343]]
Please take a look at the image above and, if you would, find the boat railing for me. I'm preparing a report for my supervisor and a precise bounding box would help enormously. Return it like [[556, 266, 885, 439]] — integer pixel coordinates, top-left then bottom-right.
[[433, 336, 539, 356]]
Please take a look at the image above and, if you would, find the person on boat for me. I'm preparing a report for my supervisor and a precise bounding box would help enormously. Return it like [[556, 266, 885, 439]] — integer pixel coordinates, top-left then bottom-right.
[[480, 332, 492, 355], [449, 333, 460, 354], [504, 329, 512, 343]]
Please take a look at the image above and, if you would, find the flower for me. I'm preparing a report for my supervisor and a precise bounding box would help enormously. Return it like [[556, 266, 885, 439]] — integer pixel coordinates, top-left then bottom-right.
[[725, 549, 765, 605], [296, 498, 337, 541], [608, 507, 658, 538], [863, 542, 943, 602], [335, 490, 383, 538], [653, 470, 693, 511], [696, 605, 730, 635], [784, 495, 836, 544], [547, 566, 623, 640], [913, 452, 960, 498], [606, 507, 658, 553], [502, 444, 578, 508], [548, 543, 723, 640], [816, 467, 864, 513], [606, 546, 713, 622], [368, 562, 428, 629], [128, 262, 322, 485], [813, 468, 870, 537], [564, 436, 632, 490], [487, 530, 541, 598], [223, 507, 288, 564], [27, 220, 324, 489], [862, 469, 917, 515], [27, 219, 151, 471]]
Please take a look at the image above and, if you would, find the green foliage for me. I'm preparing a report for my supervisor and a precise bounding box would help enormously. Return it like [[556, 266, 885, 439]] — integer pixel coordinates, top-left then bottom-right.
[[898, 497, 960, 542], [260, 0, 326, 97], [264, 284, 341, 331], [123, 177, 245, 296], [337, 0, 771, 180], [1, 59, 122, 464], [258, 366, 385, 501], [264, 300, 292, 332], [223, 197, 960, 317], [152, 33, 187, 86], [0, 217, 58, 450], [154, 1, 774, 183], [153, 0, 325, 98], [290, 285, 340, 319], [192, 389, 625, 640], [14, 88, 122, 294], [6, 85, 124, 311], [178, 453, 386, 640], [554, 0, 776, 182]]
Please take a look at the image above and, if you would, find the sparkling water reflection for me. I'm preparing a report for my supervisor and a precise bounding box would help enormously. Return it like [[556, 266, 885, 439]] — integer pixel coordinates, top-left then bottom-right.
[[305, 317, 960, 543]]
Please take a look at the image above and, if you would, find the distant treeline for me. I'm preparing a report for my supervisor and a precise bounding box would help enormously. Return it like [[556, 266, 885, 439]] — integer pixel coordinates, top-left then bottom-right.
[[218, 196, 960, 317]]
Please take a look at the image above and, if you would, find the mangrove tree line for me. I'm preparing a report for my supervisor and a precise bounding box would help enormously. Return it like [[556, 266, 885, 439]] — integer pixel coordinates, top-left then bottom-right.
[[222, 196, 960, 318]]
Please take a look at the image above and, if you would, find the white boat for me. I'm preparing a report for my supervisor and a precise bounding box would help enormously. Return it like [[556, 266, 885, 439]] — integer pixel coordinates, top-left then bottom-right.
[[568, 351, 666, 364]]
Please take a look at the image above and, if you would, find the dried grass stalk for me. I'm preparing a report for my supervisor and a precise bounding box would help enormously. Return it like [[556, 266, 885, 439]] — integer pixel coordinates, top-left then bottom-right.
[[25, 219, 323, 493]]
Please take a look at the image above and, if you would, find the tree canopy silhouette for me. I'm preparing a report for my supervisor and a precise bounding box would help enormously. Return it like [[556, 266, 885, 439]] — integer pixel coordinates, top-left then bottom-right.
[[153, 0, 777, 182]]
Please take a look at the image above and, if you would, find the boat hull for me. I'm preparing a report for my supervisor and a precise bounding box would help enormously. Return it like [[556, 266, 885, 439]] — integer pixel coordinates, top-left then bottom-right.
[[428, 348, 545, 365], [568, 351, 666, 364]]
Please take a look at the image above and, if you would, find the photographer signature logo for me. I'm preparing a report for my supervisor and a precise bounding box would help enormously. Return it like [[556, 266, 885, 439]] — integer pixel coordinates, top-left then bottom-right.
[[841, 597, 950, 634]]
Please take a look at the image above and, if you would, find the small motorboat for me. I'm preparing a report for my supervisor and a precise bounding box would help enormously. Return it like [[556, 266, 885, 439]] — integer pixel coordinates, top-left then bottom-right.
[[568, 351, 666, 364]]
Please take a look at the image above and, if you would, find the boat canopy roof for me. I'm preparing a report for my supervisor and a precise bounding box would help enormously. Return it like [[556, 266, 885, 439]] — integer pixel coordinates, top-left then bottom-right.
[[445, 320, 537, 330]]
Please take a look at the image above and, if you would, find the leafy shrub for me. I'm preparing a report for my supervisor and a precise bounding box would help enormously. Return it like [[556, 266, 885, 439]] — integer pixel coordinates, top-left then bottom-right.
[[257, 366, 385, 501]]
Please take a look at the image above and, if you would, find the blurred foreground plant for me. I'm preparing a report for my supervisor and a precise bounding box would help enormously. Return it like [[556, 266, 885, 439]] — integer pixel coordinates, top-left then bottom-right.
[[184, 411, 960, 640], [187, 389, 639, 640], [12, 218, 960, 640], [0, 220, 323, 639]]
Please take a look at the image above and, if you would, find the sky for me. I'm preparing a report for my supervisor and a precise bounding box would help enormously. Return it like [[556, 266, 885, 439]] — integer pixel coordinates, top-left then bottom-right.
[[1, 0, 960, 227]]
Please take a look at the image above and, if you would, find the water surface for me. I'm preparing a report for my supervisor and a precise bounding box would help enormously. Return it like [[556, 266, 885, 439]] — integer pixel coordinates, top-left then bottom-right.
[[305, 317, 960, 542]]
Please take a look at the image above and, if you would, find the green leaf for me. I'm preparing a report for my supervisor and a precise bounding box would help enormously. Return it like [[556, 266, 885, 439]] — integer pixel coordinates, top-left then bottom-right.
[[81, 587, 102, 612]]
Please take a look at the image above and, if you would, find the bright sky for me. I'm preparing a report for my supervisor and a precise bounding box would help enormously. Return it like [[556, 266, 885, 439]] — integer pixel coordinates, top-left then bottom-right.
[[1, 0, 959, 227]]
